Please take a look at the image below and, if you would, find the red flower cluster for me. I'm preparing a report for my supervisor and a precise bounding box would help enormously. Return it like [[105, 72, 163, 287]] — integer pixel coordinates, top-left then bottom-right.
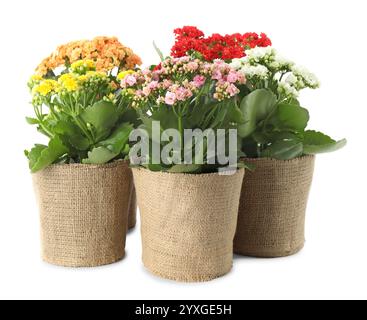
[[171, 26, 272, 61]]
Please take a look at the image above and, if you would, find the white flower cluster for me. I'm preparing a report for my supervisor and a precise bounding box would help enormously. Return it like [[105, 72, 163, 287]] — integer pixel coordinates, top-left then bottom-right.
[[230, 58, 270, 80], [230, 47, 320, 99], [245, 47, 276, 64], [292, 65, 320, 89], [245, 47, 294, 71], [241, 64, 269, 79], [278, 81, 300, 99]]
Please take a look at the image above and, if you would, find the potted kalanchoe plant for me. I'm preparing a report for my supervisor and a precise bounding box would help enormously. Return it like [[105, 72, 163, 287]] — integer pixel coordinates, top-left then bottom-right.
[[121, 55, 246, 282], [36, 36, 142, 229], [230, 47, 347, 257], [170, 27, 346, 258], [26, 37, 142, 267]]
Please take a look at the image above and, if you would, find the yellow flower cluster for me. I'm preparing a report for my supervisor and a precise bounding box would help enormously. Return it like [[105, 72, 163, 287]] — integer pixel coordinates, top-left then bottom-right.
[[35, 37, 142, 76], [59, 74, 79, 92], [117, 70, 135, 80], [33, 79, 59, 96], [76, 71, 107, 83], [31, 67, 112, 98], [85, 71, 108, 79], [31, 75, 43, 82], [70, 59, 96, 74]]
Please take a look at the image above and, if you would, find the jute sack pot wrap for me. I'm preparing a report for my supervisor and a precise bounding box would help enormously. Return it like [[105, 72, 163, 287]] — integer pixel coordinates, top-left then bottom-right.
[[234, 156, 315, 258], [33, 161, 133, 267], [128, 186, 137, 230], [132, 168, 245, 282]]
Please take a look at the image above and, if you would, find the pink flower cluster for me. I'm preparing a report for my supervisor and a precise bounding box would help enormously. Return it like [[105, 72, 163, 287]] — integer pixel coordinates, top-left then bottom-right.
[[119, 57, 246, 107]]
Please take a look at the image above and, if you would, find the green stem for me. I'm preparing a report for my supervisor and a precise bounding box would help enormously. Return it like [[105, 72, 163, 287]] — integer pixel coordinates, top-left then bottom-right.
[[178, 115, 183, 157], [257, 143, 262, 158], [39, 123, 54, 138], [279, 71, 287, 83], [34, 105, 54, 138], [73, 115, 94, 144]]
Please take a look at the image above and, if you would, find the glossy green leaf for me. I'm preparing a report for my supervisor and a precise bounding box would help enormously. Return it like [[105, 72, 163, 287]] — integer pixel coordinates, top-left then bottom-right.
[[262, 140, 303, 160], [26, 117, 39, 125], [54, 121, 91, 151], [268, 131, 300, 142], [168, 164, 202, 173], [81, 101, 119, 140], [303, 130, 347, 154], [238, 89, 277, 138], [120, 108, 141, 127], [29, 136, 68, 173], [226, 102, 246, 124], [241, 137, 259, 158], [25, 144, 47, 170], [270, 103, 309, 132], [142, 163, 165, 172], [98, 123, 133, 154], [82, 147, 117, 164]]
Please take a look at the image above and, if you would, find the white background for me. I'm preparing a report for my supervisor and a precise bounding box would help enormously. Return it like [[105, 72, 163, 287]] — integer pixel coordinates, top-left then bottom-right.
[[0, 0, 366, 300]]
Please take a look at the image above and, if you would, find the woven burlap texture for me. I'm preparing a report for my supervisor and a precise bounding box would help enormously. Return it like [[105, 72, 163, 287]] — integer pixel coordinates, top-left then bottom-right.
[[33, 161, 133, 268], [128, 186, 137, 229], [234, 156, 315, 258], [133, 168, 245, 283]]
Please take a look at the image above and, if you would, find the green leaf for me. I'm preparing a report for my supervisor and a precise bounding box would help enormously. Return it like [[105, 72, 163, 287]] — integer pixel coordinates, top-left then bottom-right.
[[82, 147, 117, 164], [25, 145, 47, 170], [188, 101, 215, 128], [142, 163, 165, 172], [153, 41, 165, 62], [98, 123, 133, 154], [120, 108, 141, 127], [151, 107, 179, 131], [140, 111, 174, 142], [54, 121, 91, 151], [26, 117, 39, 125], [238, 89, 277, 138], [287, 98, 301, 106], [303, 130, 347, 154], [211, 103, 229, 128], [168, 164, 202, 174], [252, 132, 268, 144], [268, 131, 300, 142], [262, 140, 304, 160], [226, 102, 246, 124], [81, 101, 119, 141], [241, 137, 259, 158], [29, 136, 68, 173], [270, 103, 309, 132], [238, 161, 256, 171]]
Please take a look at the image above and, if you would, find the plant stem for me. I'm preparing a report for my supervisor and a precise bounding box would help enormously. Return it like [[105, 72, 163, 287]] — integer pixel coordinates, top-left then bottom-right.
[[178, 115, 183, 158], [40, 123, 54, 138], [73, 115, 94, 144], [34, 105, 54, 138]]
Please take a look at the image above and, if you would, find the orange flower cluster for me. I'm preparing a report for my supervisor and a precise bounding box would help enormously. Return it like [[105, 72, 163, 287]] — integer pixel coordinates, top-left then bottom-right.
[[36, 36, 142, 76]]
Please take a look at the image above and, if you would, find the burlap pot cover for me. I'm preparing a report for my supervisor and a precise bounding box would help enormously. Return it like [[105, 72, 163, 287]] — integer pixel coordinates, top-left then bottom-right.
[[234, 156, 315, 258], [128, 186, 137, 230], [33, 161, 133, 267], [132, 168, 245, 282]]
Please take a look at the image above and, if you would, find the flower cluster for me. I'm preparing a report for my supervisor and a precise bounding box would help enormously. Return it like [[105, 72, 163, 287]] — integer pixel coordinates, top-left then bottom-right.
[[230, 47, 320, 99], [35, 37, 142, 76], [29, 60, 113, 106], [171, 26, 272, 61], [118, 56, 246, 108]]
